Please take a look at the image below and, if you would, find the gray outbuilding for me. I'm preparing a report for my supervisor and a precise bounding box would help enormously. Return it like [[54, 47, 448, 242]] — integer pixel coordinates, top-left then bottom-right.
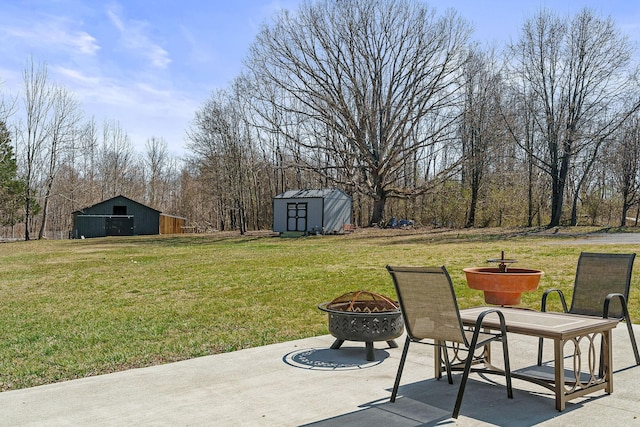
[[273, 189, 352, 235], [72, 195, 161, 238]]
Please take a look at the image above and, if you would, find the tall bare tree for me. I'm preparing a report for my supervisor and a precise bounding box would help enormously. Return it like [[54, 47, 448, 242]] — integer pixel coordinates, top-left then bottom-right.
[[143, 136, 169, 208], [75, 117, 100, 207], [37, 85, 81, 239], [460, 45, 503, 227], [188, 84, 252, 234], [508, 8, 640, 227], [98, 119, 135, 199], [247, 0, 471, 224], [17, 59, 53, 240], [610, 116, 640, 225]]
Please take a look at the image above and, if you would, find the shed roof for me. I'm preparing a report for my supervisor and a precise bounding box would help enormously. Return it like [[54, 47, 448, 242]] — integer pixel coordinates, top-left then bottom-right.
[[274, 188, 349, 199]]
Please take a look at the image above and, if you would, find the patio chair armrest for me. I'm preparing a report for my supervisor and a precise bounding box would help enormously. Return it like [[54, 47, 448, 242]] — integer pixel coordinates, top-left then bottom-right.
[[603, 293, 628, 319], [541, 288, 568, 313], [472, 309, 509, 341]]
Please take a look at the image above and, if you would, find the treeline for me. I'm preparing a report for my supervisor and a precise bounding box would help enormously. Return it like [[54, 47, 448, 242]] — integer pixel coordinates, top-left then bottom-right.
[[1, 0, 640, 239]]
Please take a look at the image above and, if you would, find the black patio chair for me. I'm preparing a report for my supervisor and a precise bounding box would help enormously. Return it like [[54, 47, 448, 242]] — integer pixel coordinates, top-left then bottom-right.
[[538, 252, 640, 367], [386, 265, 513, 419]]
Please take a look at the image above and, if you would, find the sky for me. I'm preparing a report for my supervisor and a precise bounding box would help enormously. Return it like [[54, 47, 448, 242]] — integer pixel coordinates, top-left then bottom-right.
[[0, 0, 639, 156]]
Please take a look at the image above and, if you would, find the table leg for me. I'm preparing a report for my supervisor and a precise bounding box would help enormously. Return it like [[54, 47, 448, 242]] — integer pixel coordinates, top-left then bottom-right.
[[604, 330, 613, 394], [483, 327, 492, 366], [553, 338, 565, 411]]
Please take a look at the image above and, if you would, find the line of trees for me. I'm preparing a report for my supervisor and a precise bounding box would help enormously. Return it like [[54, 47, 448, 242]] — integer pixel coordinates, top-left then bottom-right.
[[1, 1, 640, 240]]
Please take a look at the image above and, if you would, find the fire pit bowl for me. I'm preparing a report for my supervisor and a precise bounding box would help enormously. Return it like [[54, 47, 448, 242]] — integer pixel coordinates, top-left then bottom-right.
[[318, 290, 404, 361]]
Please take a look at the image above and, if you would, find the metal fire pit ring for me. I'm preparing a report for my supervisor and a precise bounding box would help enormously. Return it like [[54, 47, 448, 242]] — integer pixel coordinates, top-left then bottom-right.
[[318, 301, 404, 361]]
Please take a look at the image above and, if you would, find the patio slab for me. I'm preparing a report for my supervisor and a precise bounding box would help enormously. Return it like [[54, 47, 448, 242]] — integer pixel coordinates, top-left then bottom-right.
[[0, 324, 639, 426]]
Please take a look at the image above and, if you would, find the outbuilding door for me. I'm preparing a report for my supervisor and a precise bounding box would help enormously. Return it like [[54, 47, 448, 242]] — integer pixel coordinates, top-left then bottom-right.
[[287, 202, 307, 232], [106, 217, 134, 236]]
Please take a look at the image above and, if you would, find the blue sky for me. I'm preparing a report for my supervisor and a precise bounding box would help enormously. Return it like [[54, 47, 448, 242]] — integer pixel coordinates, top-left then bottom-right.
[[0, 0, 638, 156]]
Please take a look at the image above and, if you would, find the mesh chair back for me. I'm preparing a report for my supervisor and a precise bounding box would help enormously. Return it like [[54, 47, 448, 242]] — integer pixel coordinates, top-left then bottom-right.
[[570, 252, 636, 318], [387, 266, 466, 344]]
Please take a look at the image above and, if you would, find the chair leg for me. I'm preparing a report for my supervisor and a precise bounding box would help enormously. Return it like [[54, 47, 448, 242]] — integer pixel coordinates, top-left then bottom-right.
[[441, 342, 453, 385], [537, 337, 544, 366], [501, 337, 513, 399], [452, 346, 475, 419], [624, 312, 640, 365], [391, 336, 411, 402]]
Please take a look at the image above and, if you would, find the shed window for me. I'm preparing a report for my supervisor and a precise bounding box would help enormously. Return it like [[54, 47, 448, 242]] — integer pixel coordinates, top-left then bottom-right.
[[113, 205, 127, 215]]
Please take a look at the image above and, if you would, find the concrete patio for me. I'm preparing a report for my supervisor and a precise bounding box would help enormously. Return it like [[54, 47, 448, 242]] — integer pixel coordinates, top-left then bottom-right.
[[0, 323, 638, 426]]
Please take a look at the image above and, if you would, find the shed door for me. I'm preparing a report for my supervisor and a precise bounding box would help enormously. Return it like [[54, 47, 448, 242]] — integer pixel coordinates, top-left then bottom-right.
[[106, 217, 134, 236], [287, 203, 307, 231]]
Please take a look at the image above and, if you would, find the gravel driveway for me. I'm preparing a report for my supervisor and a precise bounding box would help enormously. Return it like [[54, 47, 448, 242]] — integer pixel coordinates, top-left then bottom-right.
[[548, 233, 640, 245]]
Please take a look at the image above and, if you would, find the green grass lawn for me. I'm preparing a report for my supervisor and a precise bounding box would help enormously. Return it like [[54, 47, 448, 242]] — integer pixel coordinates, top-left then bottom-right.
[[0, 226, 637, 391]]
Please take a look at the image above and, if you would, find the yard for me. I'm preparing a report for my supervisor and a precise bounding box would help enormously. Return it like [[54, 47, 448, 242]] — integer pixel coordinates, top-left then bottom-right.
[[0, 226, 637, 391]]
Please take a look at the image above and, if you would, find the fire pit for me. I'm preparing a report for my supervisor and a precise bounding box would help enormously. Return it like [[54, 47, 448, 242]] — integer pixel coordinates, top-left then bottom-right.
[[318, 290, 404, 361]]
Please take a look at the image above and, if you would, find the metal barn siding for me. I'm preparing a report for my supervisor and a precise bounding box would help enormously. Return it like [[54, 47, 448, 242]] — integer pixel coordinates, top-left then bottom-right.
[[72, 195, 161, 238], [272, 189, 352, 234], [72, 214, 108, 238], [322, 190, 352, 233]]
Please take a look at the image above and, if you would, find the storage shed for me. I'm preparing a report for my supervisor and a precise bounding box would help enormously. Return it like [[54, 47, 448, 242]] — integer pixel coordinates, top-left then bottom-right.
[[273, 189, 352, 235], [72, 195, 185, 238]]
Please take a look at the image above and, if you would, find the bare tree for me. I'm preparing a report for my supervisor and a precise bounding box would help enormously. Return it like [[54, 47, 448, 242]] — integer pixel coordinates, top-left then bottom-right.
[[459, 45, 503, 227], [143, 136, 169, 208], [188, 86, 250, 234], [508, 8, 640, 227], [37, 85, 81, 239], [247, 0, 471, 224], [17, 58, 54, 240], [76, 117, 100, 207], [610, 116, 640, 225], [98, 119, 135, 199]]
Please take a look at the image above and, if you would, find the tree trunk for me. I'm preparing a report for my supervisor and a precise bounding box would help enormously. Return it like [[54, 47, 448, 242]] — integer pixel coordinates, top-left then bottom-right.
[[370, 191, 386, 226], [549, 184, 564, 227], [38, 182, 51, 240], [465, 180, 478, 228], [549, 151, 570, 227], [24, 192, 31, 241]]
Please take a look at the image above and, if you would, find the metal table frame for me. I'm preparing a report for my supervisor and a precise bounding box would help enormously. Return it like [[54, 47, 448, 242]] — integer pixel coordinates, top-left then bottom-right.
[[437, 307, 619, 411]]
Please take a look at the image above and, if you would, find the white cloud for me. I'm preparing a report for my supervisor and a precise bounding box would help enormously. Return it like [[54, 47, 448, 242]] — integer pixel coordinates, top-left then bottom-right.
[[73, 32, 101, 55], [106, 7, 125, 32], [106, 6, 171, 69], [54, 67, 101, 86], [4, 19, 99, 57], [49, 64, 195, 153]]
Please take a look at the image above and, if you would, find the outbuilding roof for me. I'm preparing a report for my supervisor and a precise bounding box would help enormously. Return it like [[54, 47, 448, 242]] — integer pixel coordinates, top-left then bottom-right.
[[73, 195, 161, 215], [274, 188, 349, 199]]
